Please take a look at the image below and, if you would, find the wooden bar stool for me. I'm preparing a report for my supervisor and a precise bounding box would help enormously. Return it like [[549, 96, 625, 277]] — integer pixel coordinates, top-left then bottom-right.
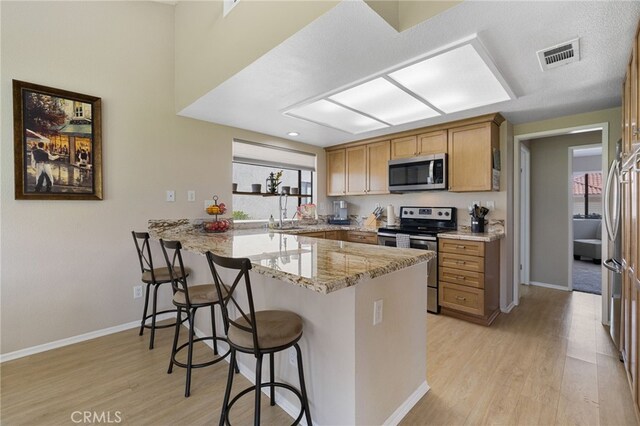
[[160, 239, 232, 397], [132, 231, 187, 350], [206, 251, 312, 426]]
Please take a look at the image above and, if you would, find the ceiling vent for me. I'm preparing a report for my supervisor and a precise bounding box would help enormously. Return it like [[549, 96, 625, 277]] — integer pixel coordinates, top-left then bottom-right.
[[537, 38, 580, 71]]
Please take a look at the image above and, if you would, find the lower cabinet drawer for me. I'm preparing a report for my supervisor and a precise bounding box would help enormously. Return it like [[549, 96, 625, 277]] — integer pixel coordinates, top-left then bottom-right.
[[439, 267, 484, 289], [346, 231, 377, 245], [439, 251, 484, 273], [298, 232, 326, 238], [439, 282, 484, 316], [325, 231, 340, 240]]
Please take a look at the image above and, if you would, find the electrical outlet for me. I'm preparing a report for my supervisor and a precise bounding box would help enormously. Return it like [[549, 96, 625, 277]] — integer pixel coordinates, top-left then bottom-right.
[[133, 285, 143, 299], [166, 190, 175, 202], [204, 199, 215, 209], [289, 348, 296, 365], [187, 190, 196, 202], [373, 299, 383, 325]]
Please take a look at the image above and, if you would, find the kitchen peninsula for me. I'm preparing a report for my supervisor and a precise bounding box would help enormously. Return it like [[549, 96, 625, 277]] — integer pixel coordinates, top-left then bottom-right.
[[149, 220, 434, 425]]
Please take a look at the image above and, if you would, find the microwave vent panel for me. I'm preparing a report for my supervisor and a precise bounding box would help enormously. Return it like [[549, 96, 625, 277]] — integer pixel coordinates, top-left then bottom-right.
[[537, 38, 580, 71]]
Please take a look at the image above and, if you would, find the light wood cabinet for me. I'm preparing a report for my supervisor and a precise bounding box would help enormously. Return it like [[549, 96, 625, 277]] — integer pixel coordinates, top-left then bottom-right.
[[342, 140, 390, 195], [327, 149, 346, 196], [390, 136, 418, 159], [390, 130, 448, 159], [366, 140, 390, 194], [325, 113, 503, 194], [438, 238, 500, 326], [448, 122, 499, 192], [346, 145, 367, 194], [619, 19, 640, 414], [344, 231, 377, 245]]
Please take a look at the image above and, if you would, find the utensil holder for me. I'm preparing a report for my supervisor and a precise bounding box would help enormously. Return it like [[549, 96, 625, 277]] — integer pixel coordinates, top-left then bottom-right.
[[471, 217, 485, 233]]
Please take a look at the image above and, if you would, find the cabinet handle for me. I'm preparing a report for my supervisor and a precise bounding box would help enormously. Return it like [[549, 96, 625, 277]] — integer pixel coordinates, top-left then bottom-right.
[[455, 296, 467, 301], [457, 276, 466, 280], [456, 261, 466, 265], [456, 245, 466, 249]]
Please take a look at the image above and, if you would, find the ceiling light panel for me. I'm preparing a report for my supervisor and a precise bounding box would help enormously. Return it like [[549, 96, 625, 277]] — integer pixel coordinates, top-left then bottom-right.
[[328, 78, 440, 125], [286, 100, 388, 134], [389, 44, 511, 114]]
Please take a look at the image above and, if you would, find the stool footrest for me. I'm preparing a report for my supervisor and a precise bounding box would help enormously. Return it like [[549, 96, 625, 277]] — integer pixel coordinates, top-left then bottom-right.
[[170, 336, 231, 369], [141, 309, 186, 329], [224, 381, 306, 426]]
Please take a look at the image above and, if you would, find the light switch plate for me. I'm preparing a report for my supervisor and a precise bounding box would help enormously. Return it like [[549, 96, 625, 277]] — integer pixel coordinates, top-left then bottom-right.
[[486, 200, 495, 210], [373, 299, 383, 325], [166, 190, 175, 202], [187, 190, 196, 202]]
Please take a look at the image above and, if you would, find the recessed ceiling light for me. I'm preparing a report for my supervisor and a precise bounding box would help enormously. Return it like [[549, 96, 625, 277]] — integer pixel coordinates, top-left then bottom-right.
[[283, 36, 514, 134], [287, 132, 300, 136], [285, 99, 388, 134], [389, 43, 512, 114], [329, 78, 440, 125]]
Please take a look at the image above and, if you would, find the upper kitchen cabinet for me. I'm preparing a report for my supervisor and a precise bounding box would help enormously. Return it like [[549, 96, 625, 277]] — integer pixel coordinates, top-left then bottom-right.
[[327, 140, 390, 196], [391, 130, 448, 160], [345, 141, 390, 195], [327, 149, 346, 196], [365, 140, 390, 194], [448, 120, 501, 192], [325, 113, 504, 195]]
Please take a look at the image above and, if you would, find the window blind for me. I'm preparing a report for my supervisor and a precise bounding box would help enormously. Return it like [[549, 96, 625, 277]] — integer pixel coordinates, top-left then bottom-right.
[[232, 139, 316, 172]]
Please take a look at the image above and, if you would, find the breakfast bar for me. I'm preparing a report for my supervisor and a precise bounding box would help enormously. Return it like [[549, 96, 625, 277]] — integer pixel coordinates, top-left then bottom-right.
[[149, 219, 434, 425]]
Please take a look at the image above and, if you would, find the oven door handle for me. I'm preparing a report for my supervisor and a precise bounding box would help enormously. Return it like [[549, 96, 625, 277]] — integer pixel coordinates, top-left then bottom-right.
[[376, 232, 436, 242]]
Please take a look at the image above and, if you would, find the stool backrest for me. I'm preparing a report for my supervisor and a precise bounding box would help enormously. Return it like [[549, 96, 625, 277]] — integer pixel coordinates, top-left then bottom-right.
[[205, 251, 259, 355], [159, 239, 191, 307], [132, 231, 157, 282]]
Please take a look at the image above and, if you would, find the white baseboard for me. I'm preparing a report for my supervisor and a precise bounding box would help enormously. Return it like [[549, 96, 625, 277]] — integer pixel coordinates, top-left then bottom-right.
[[501, 302, 516, 313], [0, 313, 174, 363], [530, 281, 571, 291], [383, 381, 430, 426]]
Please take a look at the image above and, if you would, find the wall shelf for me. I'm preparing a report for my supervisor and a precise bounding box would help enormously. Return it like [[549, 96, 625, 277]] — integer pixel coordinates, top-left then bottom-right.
[[232, 191, 308, 198]]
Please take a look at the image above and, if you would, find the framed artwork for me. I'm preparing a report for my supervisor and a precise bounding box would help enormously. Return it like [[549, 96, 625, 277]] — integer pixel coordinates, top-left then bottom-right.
[[12, 80, 103, 200]]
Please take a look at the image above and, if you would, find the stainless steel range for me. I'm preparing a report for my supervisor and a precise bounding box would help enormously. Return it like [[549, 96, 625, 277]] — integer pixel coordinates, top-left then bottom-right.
[[377, 206, 457, 314]]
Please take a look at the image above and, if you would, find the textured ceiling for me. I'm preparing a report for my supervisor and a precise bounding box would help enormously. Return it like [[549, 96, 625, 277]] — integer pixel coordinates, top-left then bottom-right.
[[179, 0, 640, 147]]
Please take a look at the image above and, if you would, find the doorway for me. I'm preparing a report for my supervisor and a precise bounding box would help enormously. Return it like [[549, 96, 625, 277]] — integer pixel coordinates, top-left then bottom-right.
[[570, 144, 603, 295], [513, 123, 610, 325]]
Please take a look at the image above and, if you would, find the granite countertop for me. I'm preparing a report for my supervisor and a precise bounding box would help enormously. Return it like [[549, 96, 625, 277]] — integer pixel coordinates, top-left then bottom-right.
[[437, 229, 505, 242], [148, 220, 433, 295]]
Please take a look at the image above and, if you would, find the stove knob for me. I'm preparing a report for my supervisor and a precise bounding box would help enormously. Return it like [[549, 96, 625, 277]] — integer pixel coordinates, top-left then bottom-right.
[[438, 211, 443, 216], [409, 211, 414, 215], [445, 212, 450, 216]]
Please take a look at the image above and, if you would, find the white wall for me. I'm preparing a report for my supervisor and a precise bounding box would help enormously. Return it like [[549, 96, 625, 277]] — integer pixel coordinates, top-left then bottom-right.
[[0, 1, 325, 356]]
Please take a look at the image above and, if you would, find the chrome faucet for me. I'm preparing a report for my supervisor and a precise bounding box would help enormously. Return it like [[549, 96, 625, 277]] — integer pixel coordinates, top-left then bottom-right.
[[278, 193, 288, 228]]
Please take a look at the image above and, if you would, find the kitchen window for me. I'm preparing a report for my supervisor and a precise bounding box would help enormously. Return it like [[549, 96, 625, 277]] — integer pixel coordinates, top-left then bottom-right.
[[232, 139, 315, 221]]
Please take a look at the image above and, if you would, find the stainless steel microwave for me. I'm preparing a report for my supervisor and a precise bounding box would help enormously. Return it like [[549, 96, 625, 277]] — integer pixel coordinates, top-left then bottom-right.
[[388, 153, 447, 192]]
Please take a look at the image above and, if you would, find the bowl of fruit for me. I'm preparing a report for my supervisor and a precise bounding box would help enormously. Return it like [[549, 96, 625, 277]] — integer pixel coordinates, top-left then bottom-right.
[[203, 195, 230, 233], [203, 219, 230, 233]]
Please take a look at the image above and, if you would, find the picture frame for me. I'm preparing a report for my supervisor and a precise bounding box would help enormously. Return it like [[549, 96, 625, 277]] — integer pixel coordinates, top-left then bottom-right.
[[12, 80, 103, 200]]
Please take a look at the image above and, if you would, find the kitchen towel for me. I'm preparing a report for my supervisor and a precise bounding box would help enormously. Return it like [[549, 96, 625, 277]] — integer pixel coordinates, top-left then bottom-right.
[[387, 205, 396, 226]]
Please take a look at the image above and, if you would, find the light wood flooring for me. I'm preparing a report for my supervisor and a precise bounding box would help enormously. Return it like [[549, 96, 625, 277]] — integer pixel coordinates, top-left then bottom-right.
[[1, 285, 638, 425]]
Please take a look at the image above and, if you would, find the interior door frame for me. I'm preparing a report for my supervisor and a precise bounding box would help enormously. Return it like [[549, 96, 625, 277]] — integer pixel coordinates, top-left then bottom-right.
[[567, 143, 603, 294], [520, 145, 531, 286], [513, 122, 609, 325]]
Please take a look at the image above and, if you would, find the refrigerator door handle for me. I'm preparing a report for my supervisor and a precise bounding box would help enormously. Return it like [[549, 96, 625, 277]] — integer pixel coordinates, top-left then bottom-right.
[[603, 159, 620, 242], [604, 258, 623, 274]]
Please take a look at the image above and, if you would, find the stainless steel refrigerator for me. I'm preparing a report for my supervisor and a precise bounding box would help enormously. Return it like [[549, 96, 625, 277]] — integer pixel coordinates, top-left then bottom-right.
[[604, 139, 623, 354]]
